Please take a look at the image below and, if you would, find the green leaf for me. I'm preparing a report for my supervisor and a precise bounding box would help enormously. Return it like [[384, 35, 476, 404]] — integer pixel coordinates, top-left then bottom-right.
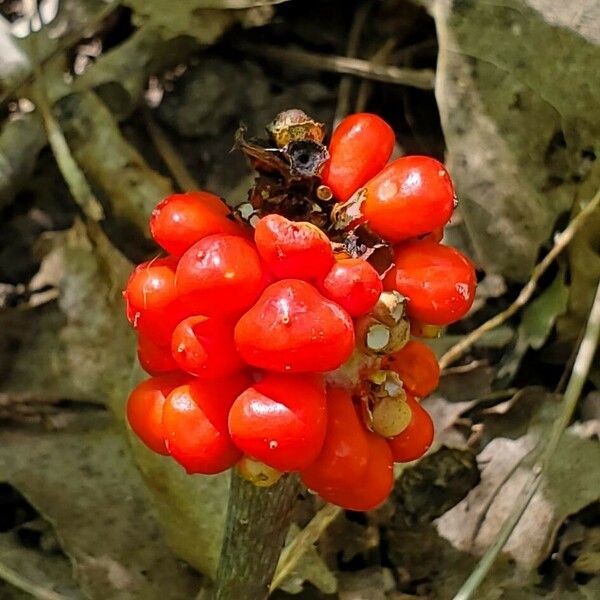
[[0, 222, 229, 578], [497, 268, 569, 381]]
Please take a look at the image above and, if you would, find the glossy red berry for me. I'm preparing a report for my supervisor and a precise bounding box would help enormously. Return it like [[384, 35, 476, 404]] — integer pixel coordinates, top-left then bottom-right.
[[234, 279, 355, 372], [312, 432, 394, 511], [315, 258, 382, 317], [125, 257, 178, 317], [150, 192, 244, 257], [387, 393, 434, 463], [162, 374, 250, 474], [126, 374, 188, 455], [301, 387, 369, 492], [322, 113, 395, 202], [228, 373, 327, 471], [170, 315, 244, 378], [254, 214, 334, 280], [384, 240, 476, 325], [360, 156, 456, 243], [137, 334, 179, 375], [124, 257, 193, 346], [176, 235, 266, 316], [383, 340, 440, 398]]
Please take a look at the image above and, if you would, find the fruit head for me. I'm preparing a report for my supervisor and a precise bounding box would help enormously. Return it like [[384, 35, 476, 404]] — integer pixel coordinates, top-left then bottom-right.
[[384, 239, 476, 326], [122, 110, 478, 511], [228, 373, 327, 471], [234, 279, 355, 372]]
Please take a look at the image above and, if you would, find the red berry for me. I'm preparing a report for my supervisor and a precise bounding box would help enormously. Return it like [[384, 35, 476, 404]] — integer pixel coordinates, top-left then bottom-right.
[[387, 393, 434, 462], [228, 373, 327, 471], [162, 374, 250, 474], [176, 235, 266, 317], [384, 240, 476, 325], [315, 258, 382, 317], [125, 257, 178, 316], [301, 387, 369, 492], [137, 334, 179, 375], [234, 279, 355, 372], [171, 315, 244, 378], [360, 156, 456, 243], [312, 432, 394, 511], [150, 192, 244, 257], [124, 257, 193, 346], [322, 113, 395, 202], [383, 340, 440, 398], [127, 374, 188, 455], [254, 214, 334, 280]]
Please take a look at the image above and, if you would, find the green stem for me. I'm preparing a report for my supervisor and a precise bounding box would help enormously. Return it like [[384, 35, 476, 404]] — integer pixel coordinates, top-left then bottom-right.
[[212, 471, 299, 600]]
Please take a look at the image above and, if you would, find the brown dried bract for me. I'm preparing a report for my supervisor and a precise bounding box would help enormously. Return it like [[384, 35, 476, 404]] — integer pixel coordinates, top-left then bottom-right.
[[266, 109, 326, 148]]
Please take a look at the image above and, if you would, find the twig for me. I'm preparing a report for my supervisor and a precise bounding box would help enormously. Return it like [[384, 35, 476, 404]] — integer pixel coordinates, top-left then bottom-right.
[[144, 108, 201, 192], [237, 42, 435, 89], [29, 28, 104, 220], [439, 188, 600, 370], [333, 0, 373, 127], [193, 0, 290, 7], [554, 324, 586, 394], [452, 277, 600, 600], [270, 503, 342, 592], [0, 561, 68, 600]]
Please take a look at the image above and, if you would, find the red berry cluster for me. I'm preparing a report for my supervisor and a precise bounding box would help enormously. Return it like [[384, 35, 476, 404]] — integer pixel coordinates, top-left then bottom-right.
[[124, 112, 476, 511]]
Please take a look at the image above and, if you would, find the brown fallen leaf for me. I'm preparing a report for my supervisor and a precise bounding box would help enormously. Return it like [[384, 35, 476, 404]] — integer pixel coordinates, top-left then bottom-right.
[[436, 426, 600, 570]]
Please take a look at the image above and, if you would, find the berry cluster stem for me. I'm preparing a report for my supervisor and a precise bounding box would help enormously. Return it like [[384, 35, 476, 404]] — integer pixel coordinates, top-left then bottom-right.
[[212, 471, 299, 600]]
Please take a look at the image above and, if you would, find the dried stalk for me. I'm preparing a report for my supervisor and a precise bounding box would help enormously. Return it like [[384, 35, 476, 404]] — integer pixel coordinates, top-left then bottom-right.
[[237, 42, 435, 89]]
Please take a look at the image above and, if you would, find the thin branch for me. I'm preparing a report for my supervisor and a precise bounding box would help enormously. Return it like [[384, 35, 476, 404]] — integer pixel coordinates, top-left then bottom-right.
[[193, 0, 290, 7], [0, 561, 68, 600], [439, 188, 600, 370], [29, 32, 104, 220], [144, 108, 201, 192], [270, 503, 342, 592], [333, 0, 373, 127], [237, 42, 435, 89], [452, 277, 600, 600]]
